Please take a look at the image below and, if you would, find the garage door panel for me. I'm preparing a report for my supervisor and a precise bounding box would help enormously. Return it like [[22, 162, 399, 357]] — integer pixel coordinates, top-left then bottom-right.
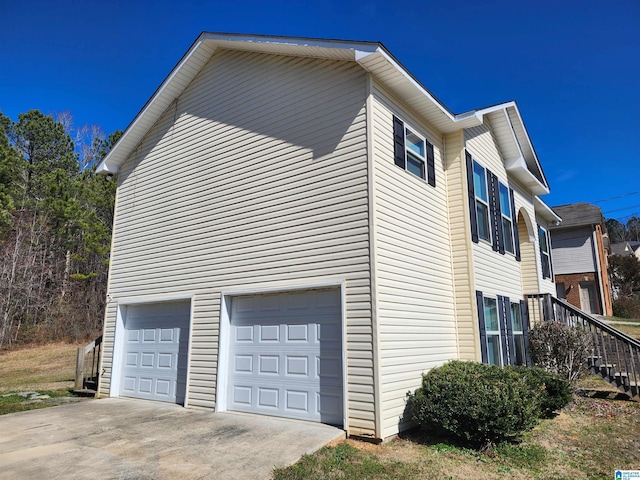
[[228, 290, 342, 425], [120, 301, 190, 405], [260, 324, 280, 342]]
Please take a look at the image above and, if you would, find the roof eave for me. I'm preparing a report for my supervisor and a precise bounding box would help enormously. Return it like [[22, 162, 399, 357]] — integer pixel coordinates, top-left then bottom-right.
[[95, 33, 547, 180], [96, 33, 218, 174], [535, 196, 562, 223]]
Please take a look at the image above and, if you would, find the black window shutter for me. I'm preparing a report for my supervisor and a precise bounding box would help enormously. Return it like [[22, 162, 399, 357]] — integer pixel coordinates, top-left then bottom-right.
[[497, 296, 509, 366], [520, 300, 532, 366], [510, 188, 521, 261], [393, 116, 406, 169], [504, 296, 516, 365], [426, 140, 436, 187], [476, 291, 488, 363], [488, 171, 501, 252], [466, 151, 479, 243]]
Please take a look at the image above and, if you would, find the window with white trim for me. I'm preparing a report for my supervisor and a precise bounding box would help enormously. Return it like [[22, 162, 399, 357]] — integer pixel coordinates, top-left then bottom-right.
[[483, 297, 502, 365], [539, 225, 551, 278], [473, 161, 491, 242], [404, 128, 426, 180], [510, 302, 525, 365], [499, 182, 515, 254]]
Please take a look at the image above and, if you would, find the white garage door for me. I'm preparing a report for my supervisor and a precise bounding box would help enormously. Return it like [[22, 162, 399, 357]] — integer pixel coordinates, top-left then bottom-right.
[[228, 289, 343, 426], [121, 301, 190, 404]]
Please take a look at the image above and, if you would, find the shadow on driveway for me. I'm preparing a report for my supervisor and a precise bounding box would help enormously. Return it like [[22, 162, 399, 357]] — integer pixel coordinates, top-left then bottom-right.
[[0, 397, 344, 479]]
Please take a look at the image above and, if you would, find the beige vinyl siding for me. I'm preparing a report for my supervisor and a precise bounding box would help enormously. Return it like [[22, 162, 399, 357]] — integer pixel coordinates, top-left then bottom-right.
[[445, 130, 479, 361], [465, 123, 524, 301], [371, 80, 458, 440], [512, 182, 540, 295], [517, 198, 539, 296], [100, 50, 375, 436]]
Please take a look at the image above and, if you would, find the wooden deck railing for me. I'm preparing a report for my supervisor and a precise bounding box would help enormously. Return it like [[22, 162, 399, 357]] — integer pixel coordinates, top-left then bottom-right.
[[74, 335, 102, 393], [526, 294, 639, 399]]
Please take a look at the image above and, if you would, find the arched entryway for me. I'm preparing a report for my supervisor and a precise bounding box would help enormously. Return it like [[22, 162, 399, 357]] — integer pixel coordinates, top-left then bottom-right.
[[516, 209, 538, 295]]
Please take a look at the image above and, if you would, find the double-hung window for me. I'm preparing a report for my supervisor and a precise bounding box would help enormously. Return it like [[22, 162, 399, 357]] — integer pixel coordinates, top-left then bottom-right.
[[510, 302, 525, 365], [539, 226, 551, 278], [393, 116, 436, 186], [483, 297, 502, 365], [499, 183, 514, 254], [473, 161, 491, 242], [478, 291, 530, 367], [405, 128, 426, 180]]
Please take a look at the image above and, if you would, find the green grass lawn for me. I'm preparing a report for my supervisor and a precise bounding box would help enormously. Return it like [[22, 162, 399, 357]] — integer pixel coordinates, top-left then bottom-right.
[[604, 316, 640, 339], [274, 394, 640, 480], [0, 343, 86, 414], [0, 389, 76, 415]]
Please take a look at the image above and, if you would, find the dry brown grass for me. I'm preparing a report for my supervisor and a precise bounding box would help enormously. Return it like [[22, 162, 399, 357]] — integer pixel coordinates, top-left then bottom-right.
[[275, 394, 640, 480], [613, 323, 640, 340], [0, 342, 82, 393]]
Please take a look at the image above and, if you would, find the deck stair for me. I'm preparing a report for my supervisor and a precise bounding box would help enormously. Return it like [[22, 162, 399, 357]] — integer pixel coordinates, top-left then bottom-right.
[[526, 294, 639, 400]]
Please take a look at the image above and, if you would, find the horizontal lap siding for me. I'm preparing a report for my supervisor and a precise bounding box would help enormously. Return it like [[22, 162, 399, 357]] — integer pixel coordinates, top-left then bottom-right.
[[372, 82, 458, 440], [513, 183, 540, 295], [465, 124, 524, 301], [518, 215, 539, 295], [550, 227, 596, 274], [100, 50, 375, 435], [445, 131, 478, 361]]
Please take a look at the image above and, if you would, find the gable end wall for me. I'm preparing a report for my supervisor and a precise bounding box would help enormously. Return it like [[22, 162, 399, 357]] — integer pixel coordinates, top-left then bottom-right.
[[99, 49, 376, 436]]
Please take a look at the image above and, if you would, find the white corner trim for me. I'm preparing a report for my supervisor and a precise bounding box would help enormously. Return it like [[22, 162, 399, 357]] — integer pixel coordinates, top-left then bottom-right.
[[215, 294, 231, 413], [109, 303, 126, 398], [183, 295, 196, 408], [339, 281, 348, 433]]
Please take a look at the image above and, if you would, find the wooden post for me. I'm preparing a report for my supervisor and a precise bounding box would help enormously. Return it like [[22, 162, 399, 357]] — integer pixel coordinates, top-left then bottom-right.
[[75, 347, 84, 391], [543, 294, 554, 322]]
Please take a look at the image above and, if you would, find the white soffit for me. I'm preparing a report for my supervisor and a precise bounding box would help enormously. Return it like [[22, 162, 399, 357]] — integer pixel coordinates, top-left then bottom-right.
[[480, 106, 550, 194], [506, 106, 549, 188], [535, 196, 562, 223], [96, 33, 545, 177]]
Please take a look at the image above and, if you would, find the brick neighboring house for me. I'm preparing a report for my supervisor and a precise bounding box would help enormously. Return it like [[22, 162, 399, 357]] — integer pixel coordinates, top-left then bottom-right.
[[550, 203, 613, 316]]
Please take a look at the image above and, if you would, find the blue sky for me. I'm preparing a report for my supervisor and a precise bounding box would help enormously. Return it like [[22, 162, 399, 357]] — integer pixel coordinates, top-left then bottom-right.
[[1, 0, 638, 223]]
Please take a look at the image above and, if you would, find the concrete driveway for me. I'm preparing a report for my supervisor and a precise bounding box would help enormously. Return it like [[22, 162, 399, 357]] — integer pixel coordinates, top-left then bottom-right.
[[0, 397, 344, 479]]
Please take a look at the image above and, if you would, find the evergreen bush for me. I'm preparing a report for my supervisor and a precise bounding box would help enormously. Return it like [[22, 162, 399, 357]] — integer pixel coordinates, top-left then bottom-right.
[[508, 365, 572, 418], [409, 361, 542, 448]]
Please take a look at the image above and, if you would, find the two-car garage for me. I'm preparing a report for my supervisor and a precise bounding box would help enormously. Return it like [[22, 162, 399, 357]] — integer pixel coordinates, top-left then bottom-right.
[[116, 288, 344, 427]]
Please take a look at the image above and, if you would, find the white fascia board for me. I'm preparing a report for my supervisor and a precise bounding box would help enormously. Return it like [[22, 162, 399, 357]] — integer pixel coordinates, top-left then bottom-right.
[[202, 32, 379, 54], [97, 34, 380, 175], [479, 106, 549, 196], [506, 157, 550, 195], [506, 106, 549, 189], [535, 196, 562, 223], [473, 101, 517, 118], [96, 36, 211, 175], [453, 101, 517, 126], [371, 48, 457, 123]]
